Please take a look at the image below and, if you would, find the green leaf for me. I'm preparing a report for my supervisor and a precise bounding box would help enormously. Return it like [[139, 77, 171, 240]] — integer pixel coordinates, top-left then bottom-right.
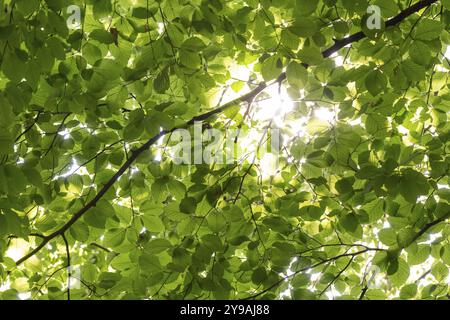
[[442, 245, 450, 266], [110, 254, 132, 271], [179, 50, 201, 69], [378, 228, 397, 246], [93, 0, 113, 20], [153, 69, 170, 94], [104, 228, 126, 247], [407, 245, 430, 265], [139, 253, 162, 272], [181, 37, 207, 52], [374, 0, 399, 17], [365, 70, 387, 96], [89, 29, 115, 44], [0, 214, 8, 236], [0, 131, 13, 155], [295, 0, 319, 16], [98, 272, 122, 289], [299, 205, 323, 220], [443, 0, 450, 10], [399, 284, 417, 299], [1, 51, 26, 82], [132, 6, 158, 19], [289, 18, 318, 38], [363, 198, 384, 223], [206, 212, 227, 233], [70, 222, 90, 242], [431, 262, 449, 281], [409, 41, 431, 66], [401, 60, 425, 82], [397, 228, 415, 248], [261, 55, 283, 81], [82, 136, 101, 158], [399, 169, 429, 203], [167, 179, 187, 199], [251, 267, 267, 285], [335, 177, 354, 194], [84, 201, 115, 229], [414, 19, 443, 40], [292, 288, 316, 300], [340, 214, 359, 233], [179, 197, 197, 214], [286, 61, 308, 88], [141, 215, 165, 233], [145, 239, 172, 254], [298, 46, 323, 65], [0, 165, 28, 194]]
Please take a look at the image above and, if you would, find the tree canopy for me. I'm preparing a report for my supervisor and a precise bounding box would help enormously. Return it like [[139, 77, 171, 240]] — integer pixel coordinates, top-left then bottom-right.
[[0, 0, 449, 300]]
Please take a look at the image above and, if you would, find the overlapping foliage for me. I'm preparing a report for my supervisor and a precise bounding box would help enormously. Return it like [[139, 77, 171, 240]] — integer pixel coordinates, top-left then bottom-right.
[[0, 0, 449, 300]]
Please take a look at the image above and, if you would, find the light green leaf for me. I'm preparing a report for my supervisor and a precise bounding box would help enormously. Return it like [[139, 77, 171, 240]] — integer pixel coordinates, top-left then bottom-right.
[[261, 55, 283, 81], [414, 19, 443, 40], [142, 215, 165, 233], [286, 61, 308, 88]]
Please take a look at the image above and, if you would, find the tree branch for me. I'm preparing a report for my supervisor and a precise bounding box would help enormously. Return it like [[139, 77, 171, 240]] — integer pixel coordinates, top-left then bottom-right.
[[61, 234, 71, 301], [410, 212, 450, 245], [244, 249, 376, 300], [43, 113, 71, 157], [15, 111, 41, 143], [319, 256, 354, 297], [89, 242, 113, 253], [13, 0, 438, 267], [321, 0, 438, 58]]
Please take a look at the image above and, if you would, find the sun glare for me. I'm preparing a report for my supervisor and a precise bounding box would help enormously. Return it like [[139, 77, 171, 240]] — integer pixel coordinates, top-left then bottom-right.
[[445, 45, 450, 59], [5, 239, 29, 261], [230, 64, 252, 82], [259, 153, 279, 178], [314, 107, 335, 122], [254, 83, 294, 127]]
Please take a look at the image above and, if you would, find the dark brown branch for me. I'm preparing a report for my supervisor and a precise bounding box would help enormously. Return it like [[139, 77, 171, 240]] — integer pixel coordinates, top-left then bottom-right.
[[13, 0, 438, 267], [245, 249, 375, 300], [319, 256, 354, 297], [43, 113, 71, 157], [28, 233, 46, 239], [321, 0, 438, 58], [410, 212, 450, 245], [32, 266, 67, 299], [67, 140, 123, 174], [249, 210, 450, 299], [15, 111, 41, 143], [359, 285, 369, 300], [15, 131, 166, 266], [89, 242, 112, 253], [298, 243, 385, 255], [61, 234, 71, 301]]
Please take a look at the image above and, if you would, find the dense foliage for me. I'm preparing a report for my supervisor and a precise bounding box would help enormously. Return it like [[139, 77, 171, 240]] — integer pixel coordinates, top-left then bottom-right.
[[0, 0, 449, 300]]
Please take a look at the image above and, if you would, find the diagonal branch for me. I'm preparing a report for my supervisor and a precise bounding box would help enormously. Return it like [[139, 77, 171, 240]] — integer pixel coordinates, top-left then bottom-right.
[[15, 111, 42, 143], [321, 0, 438, 58], [410, 212, 450, 245], [43, 113, 71, 157], [244, 249, 376, 300], [319, 256, 354, 297], [13, 0, 438, 267]]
